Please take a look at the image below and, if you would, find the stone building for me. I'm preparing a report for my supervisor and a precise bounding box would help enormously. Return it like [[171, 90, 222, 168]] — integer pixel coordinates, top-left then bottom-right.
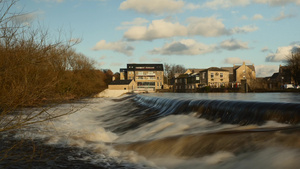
[[199, 67, 230, 88], [108, 80, 136, 92], [121, 64, 164, 91]]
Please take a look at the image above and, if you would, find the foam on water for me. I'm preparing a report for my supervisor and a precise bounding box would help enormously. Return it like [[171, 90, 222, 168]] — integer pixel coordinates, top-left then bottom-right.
[[10, 93, 300, 169], [116, 115, 237, 143], [151, 147, 300, 169]]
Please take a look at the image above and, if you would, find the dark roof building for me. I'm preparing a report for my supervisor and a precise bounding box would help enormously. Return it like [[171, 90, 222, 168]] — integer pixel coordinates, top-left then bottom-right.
[[127, 64, 164, 71], [109, 80, 133, 85]]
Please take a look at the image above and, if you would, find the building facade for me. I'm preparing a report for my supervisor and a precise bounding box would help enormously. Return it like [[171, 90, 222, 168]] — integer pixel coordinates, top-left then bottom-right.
[[233, 62, 256, 83], [121, 64, 164, 91], [119, 68, 127, 80], [199, 67, 230, 88], [108, 80, 136, 92]]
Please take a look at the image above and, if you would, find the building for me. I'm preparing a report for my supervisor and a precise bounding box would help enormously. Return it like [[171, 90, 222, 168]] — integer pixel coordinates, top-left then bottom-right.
[[108, 80, 136, 92], [199, 67, 230, 88], [266, 65, 293, 89], [119, 68, 127, 80], [121, 64, 164, 91], [233, 62, 256, 83], [185, 69, 204, 75]]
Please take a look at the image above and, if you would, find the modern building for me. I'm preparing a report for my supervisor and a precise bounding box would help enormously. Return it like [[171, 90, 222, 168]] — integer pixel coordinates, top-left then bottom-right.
[[199, 67, 230, 88], [119, 64, 164, 91]]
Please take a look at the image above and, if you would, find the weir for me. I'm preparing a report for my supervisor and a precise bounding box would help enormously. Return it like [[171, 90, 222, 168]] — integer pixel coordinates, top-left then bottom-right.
[[134, 95, 300, 125]]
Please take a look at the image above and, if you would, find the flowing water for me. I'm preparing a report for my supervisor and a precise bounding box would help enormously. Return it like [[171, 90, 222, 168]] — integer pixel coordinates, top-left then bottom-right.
[[11, 93, 300, 168]]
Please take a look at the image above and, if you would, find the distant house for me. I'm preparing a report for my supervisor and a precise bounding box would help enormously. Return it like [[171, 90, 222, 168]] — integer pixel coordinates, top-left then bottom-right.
[[108, 80, 136, 92], [199, 67, 230, 88], [119, 68, 127, 80], [185, 69, 204, 75], [266, 65, 293, 89], [233, 62, 256, 83]]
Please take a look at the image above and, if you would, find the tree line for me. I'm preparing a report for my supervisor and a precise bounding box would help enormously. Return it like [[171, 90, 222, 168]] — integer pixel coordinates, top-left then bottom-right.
[[0, 0, 112, 133]]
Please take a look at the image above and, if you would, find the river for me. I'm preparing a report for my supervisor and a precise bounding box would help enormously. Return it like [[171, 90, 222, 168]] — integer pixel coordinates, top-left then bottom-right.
[[9, 92, 300, 168]]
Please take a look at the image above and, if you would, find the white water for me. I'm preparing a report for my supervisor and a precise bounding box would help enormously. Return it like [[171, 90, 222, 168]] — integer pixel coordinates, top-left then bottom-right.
[[12, 93, 300, 169]]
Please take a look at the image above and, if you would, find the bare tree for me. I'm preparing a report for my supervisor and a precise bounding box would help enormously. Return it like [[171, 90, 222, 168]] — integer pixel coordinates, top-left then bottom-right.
[[164, 63, 186, 84], [286, 48, 300, 85]]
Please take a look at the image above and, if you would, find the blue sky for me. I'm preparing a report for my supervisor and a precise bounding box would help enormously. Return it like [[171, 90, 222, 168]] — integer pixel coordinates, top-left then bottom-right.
[[14, 0, 300, 77]]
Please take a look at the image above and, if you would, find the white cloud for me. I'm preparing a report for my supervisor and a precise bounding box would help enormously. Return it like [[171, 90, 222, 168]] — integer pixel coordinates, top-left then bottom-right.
[[255, 65, 279, 77], [185, 3, 201, 10], [224, 57, 252, 65], [187, 17, 229, 37], [241, 15, 248, 20], [150, 39, 216, 55], [252, 14, 264, 20], [92, 40, 134, 56], [261, 47, 270, 52], [201, 0, 251, 9], [219, 39, 249, 50], [12, 11, 44, 25], [124, 17, 258, 41], [253, 0, 300, 6], [117, 18, 149, 30], [265, 44, 300, 62], [119, 0, 184, 15], [124, 19, 188, 41], [273, 11, 295, 21], [230, 25, 258, 34]]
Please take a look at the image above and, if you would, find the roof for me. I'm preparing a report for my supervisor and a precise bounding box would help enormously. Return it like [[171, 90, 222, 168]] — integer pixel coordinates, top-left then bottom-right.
[[127, 64, 164, 71], [185, 69, 204, 74], [221, 67, 234, 74], [200, 67, 229, 72], [109, 80, 133, 85], [234, 65, 255, 72]]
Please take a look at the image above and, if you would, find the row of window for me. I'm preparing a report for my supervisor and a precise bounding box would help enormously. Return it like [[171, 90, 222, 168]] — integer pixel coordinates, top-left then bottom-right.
[[137, 82, 163, 87]]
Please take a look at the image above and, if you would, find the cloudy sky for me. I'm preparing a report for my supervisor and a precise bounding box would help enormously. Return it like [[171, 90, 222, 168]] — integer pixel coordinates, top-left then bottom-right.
[[15, 0, 300, 77]]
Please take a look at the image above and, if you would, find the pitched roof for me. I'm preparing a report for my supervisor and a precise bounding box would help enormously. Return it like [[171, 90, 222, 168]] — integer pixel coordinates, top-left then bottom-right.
[[221, 67, 234, 74], [200, 67, 229, 72], [185, 69, 204, 74], [109, 80, 133, 85], [234, 65, 255, 72]]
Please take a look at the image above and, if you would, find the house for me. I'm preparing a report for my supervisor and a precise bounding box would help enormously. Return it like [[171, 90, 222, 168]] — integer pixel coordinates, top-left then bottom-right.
[[233, 62, 256, 83], [121, 64, 164, 91], [185, 69, 204, 75], [266, 65, 293, 89], [199, 67, 230, 88], [119, 68, 127, 80], [108, 80, 136, 92]]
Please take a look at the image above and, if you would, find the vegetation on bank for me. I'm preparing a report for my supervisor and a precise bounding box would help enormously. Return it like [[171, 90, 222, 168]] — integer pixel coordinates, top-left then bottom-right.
[[0, 0, 112, 134]]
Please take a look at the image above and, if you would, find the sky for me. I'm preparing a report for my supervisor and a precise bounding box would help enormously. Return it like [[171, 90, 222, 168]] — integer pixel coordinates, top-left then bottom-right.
[[13, 0, 300, 77]]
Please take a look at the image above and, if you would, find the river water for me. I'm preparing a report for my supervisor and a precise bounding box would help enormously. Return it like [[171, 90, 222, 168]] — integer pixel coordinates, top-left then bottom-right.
[[12, 93, 300, 168]]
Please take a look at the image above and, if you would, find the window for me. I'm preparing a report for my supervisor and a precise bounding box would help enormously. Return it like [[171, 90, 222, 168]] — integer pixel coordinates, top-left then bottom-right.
[[220, 73, 223, 78], [157, 77, 159, 80], [137, 71, 143, 75], [211, 73, 214, 78]]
